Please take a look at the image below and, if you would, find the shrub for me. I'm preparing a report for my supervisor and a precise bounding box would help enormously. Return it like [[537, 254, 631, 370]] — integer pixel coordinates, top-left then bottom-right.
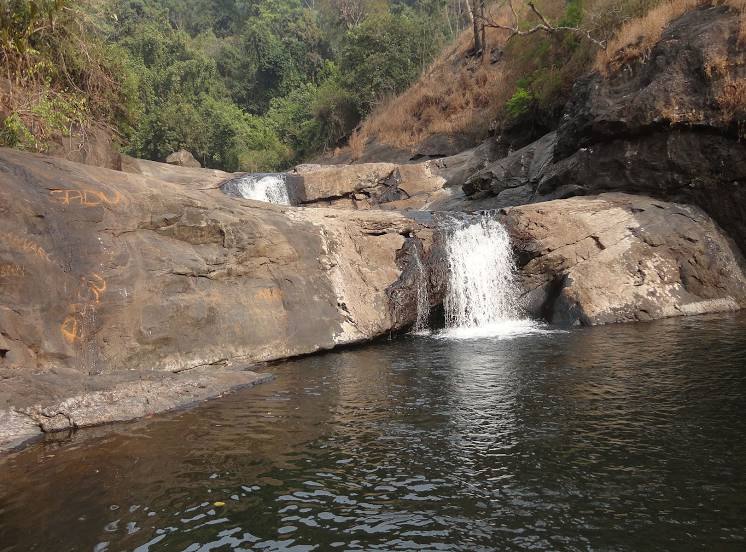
[[505, 86, 536, 119]]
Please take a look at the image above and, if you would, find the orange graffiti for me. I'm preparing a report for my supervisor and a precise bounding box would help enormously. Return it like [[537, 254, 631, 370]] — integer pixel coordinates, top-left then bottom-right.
[[83, 273, 107, 303], [50, 189, 122, 207], [60, 273, 107, 345], [60, 314, 81, 344], [0, 232, 52, 262], [0, 263, 25, 278]]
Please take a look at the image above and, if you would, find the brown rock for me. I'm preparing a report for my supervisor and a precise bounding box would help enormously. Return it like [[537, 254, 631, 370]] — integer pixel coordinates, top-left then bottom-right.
[[0, 147, 443, 450], [165, 149, 201, 168]]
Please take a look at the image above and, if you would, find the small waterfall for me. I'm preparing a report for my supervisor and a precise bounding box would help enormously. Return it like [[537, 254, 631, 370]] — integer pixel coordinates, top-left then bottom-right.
[[435, 213, 539, 339], [411, 246, 430, 333], [221, 173, 290, 205]]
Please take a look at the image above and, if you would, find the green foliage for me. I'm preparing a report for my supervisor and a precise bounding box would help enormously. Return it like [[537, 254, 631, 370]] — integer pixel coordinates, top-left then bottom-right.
[[0, 89, 90, 149], [3, 0, 454, 170], [0, 113, 36, 150], [340, 11, 442, 115], [506, 87, 536, 119], [559, 0, 583, 28], [0, 0, 136, 151]]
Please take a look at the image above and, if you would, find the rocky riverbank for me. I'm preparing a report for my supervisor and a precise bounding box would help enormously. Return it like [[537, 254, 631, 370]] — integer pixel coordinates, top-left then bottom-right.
[[1, 5, 744, 452], [0, 148, 445, 451]]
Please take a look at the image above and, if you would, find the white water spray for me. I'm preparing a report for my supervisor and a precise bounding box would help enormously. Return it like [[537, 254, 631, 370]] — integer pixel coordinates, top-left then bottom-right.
[[438, 214, 540, 338], [223, 174, 290, 205]]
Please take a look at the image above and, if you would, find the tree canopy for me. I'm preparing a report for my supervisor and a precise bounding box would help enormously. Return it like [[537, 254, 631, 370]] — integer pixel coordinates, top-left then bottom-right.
[[1, 0, 468, 171]]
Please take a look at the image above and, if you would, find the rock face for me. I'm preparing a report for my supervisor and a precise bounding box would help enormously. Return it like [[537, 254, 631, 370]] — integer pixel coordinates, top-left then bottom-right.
[[121, 154, 231, 189], [0, 147, 442, 449], [165, 149, 201, 168], [288, 162, 447, 210], [503, 193, 746, 325], [464, 5, 746, 247]]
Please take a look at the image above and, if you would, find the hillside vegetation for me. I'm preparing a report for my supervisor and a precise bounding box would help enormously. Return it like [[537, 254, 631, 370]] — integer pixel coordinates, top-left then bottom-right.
[[1, 0, 470, 171], [1, 0, 743, 170], [346, 0, 746, 159]]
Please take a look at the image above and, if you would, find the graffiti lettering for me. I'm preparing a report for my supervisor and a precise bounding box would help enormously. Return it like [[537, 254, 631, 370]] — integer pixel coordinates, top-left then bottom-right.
[[60, 273, 108, 344], [0, 263, 25, 278], [50, 189, 122, 207], [83, 273, 107, 303], [60, 314, 82, 344], [0, 232, 52, 262]]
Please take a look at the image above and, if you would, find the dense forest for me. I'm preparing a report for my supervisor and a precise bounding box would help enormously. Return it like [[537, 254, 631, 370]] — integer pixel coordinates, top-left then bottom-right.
[[0, 0, 470, 170]]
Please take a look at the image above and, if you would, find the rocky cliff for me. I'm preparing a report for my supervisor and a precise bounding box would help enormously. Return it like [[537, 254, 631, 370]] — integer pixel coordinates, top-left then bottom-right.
[[463, 5, 746, 248]]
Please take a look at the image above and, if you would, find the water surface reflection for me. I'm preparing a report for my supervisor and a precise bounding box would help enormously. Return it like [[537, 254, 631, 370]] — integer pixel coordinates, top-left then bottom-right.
[[1, 313, 745, 551]]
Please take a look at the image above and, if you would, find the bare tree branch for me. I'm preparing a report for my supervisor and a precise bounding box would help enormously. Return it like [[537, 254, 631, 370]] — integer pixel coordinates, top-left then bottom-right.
[[479, 0, 607, 49]]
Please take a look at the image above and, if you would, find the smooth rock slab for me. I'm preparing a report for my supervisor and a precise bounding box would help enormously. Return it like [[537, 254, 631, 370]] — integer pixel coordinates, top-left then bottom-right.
[[0, 148, 442, 449]]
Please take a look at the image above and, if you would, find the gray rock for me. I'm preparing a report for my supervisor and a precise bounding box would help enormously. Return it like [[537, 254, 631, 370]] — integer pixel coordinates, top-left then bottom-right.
[[460, 6, 746, 249], [503, 193, 746, 325]]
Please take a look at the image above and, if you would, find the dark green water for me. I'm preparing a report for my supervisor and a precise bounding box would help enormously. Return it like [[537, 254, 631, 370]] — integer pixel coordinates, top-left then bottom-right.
[[2, 313, 746, 551]]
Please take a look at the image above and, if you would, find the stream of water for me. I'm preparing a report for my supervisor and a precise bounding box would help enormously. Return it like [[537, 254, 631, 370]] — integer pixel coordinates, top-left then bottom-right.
[[2, 313, 746, 551], [220, 174, 291, 205]]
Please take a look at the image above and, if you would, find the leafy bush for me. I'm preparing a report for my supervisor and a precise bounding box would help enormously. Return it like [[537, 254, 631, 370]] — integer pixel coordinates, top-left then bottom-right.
[[505, 87, 535, 119], [0, 113, 36, 150]]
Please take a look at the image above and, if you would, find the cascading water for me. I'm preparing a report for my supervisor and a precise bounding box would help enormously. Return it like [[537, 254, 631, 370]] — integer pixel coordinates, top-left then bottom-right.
[[435, 213, 541, 338], [221, 173, 291, 205], [411, 246, 430, 333]]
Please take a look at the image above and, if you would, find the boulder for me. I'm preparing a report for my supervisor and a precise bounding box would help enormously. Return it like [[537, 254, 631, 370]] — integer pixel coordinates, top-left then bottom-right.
[[165, 149, 201, 168], [503, 193, 746, 325], [120, 154, 232, 189], [288, 162, 447, 210], [0, 148, 442, 449]]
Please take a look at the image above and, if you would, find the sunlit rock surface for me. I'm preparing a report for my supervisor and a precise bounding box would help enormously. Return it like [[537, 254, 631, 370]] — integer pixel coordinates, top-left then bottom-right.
[[503, 193, 746, 325], [0, 148, 441, 449]]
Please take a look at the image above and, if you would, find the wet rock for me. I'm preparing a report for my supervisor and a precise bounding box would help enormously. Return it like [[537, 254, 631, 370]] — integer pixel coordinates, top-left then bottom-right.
[[503, 193, 746, 325]]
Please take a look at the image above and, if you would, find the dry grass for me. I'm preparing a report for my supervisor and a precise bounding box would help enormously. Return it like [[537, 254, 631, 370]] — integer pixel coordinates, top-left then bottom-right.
[[598, 0, 698, 72], [599, 0, 746, 73], [343, 0, 745, 160], [346, 2, 549, 159], [347, 128, 366, 159], [717, 76, 746, 121]]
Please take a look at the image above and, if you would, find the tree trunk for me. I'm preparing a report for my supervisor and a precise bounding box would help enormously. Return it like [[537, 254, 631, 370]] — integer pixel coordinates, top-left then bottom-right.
[[480, 0, 486, 60], [467, 0, 481, 54]]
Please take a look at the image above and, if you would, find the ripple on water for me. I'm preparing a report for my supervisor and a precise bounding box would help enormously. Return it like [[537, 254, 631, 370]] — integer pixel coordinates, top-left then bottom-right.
[[0, 313, 746, 550]]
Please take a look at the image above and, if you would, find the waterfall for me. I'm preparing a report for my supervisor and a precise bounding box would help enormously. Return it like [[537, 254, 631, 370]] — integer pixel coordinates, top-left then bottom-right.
[[221, 174, 290, 205], [411, 246, 430, 333], [435, 213, 539, 339]]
